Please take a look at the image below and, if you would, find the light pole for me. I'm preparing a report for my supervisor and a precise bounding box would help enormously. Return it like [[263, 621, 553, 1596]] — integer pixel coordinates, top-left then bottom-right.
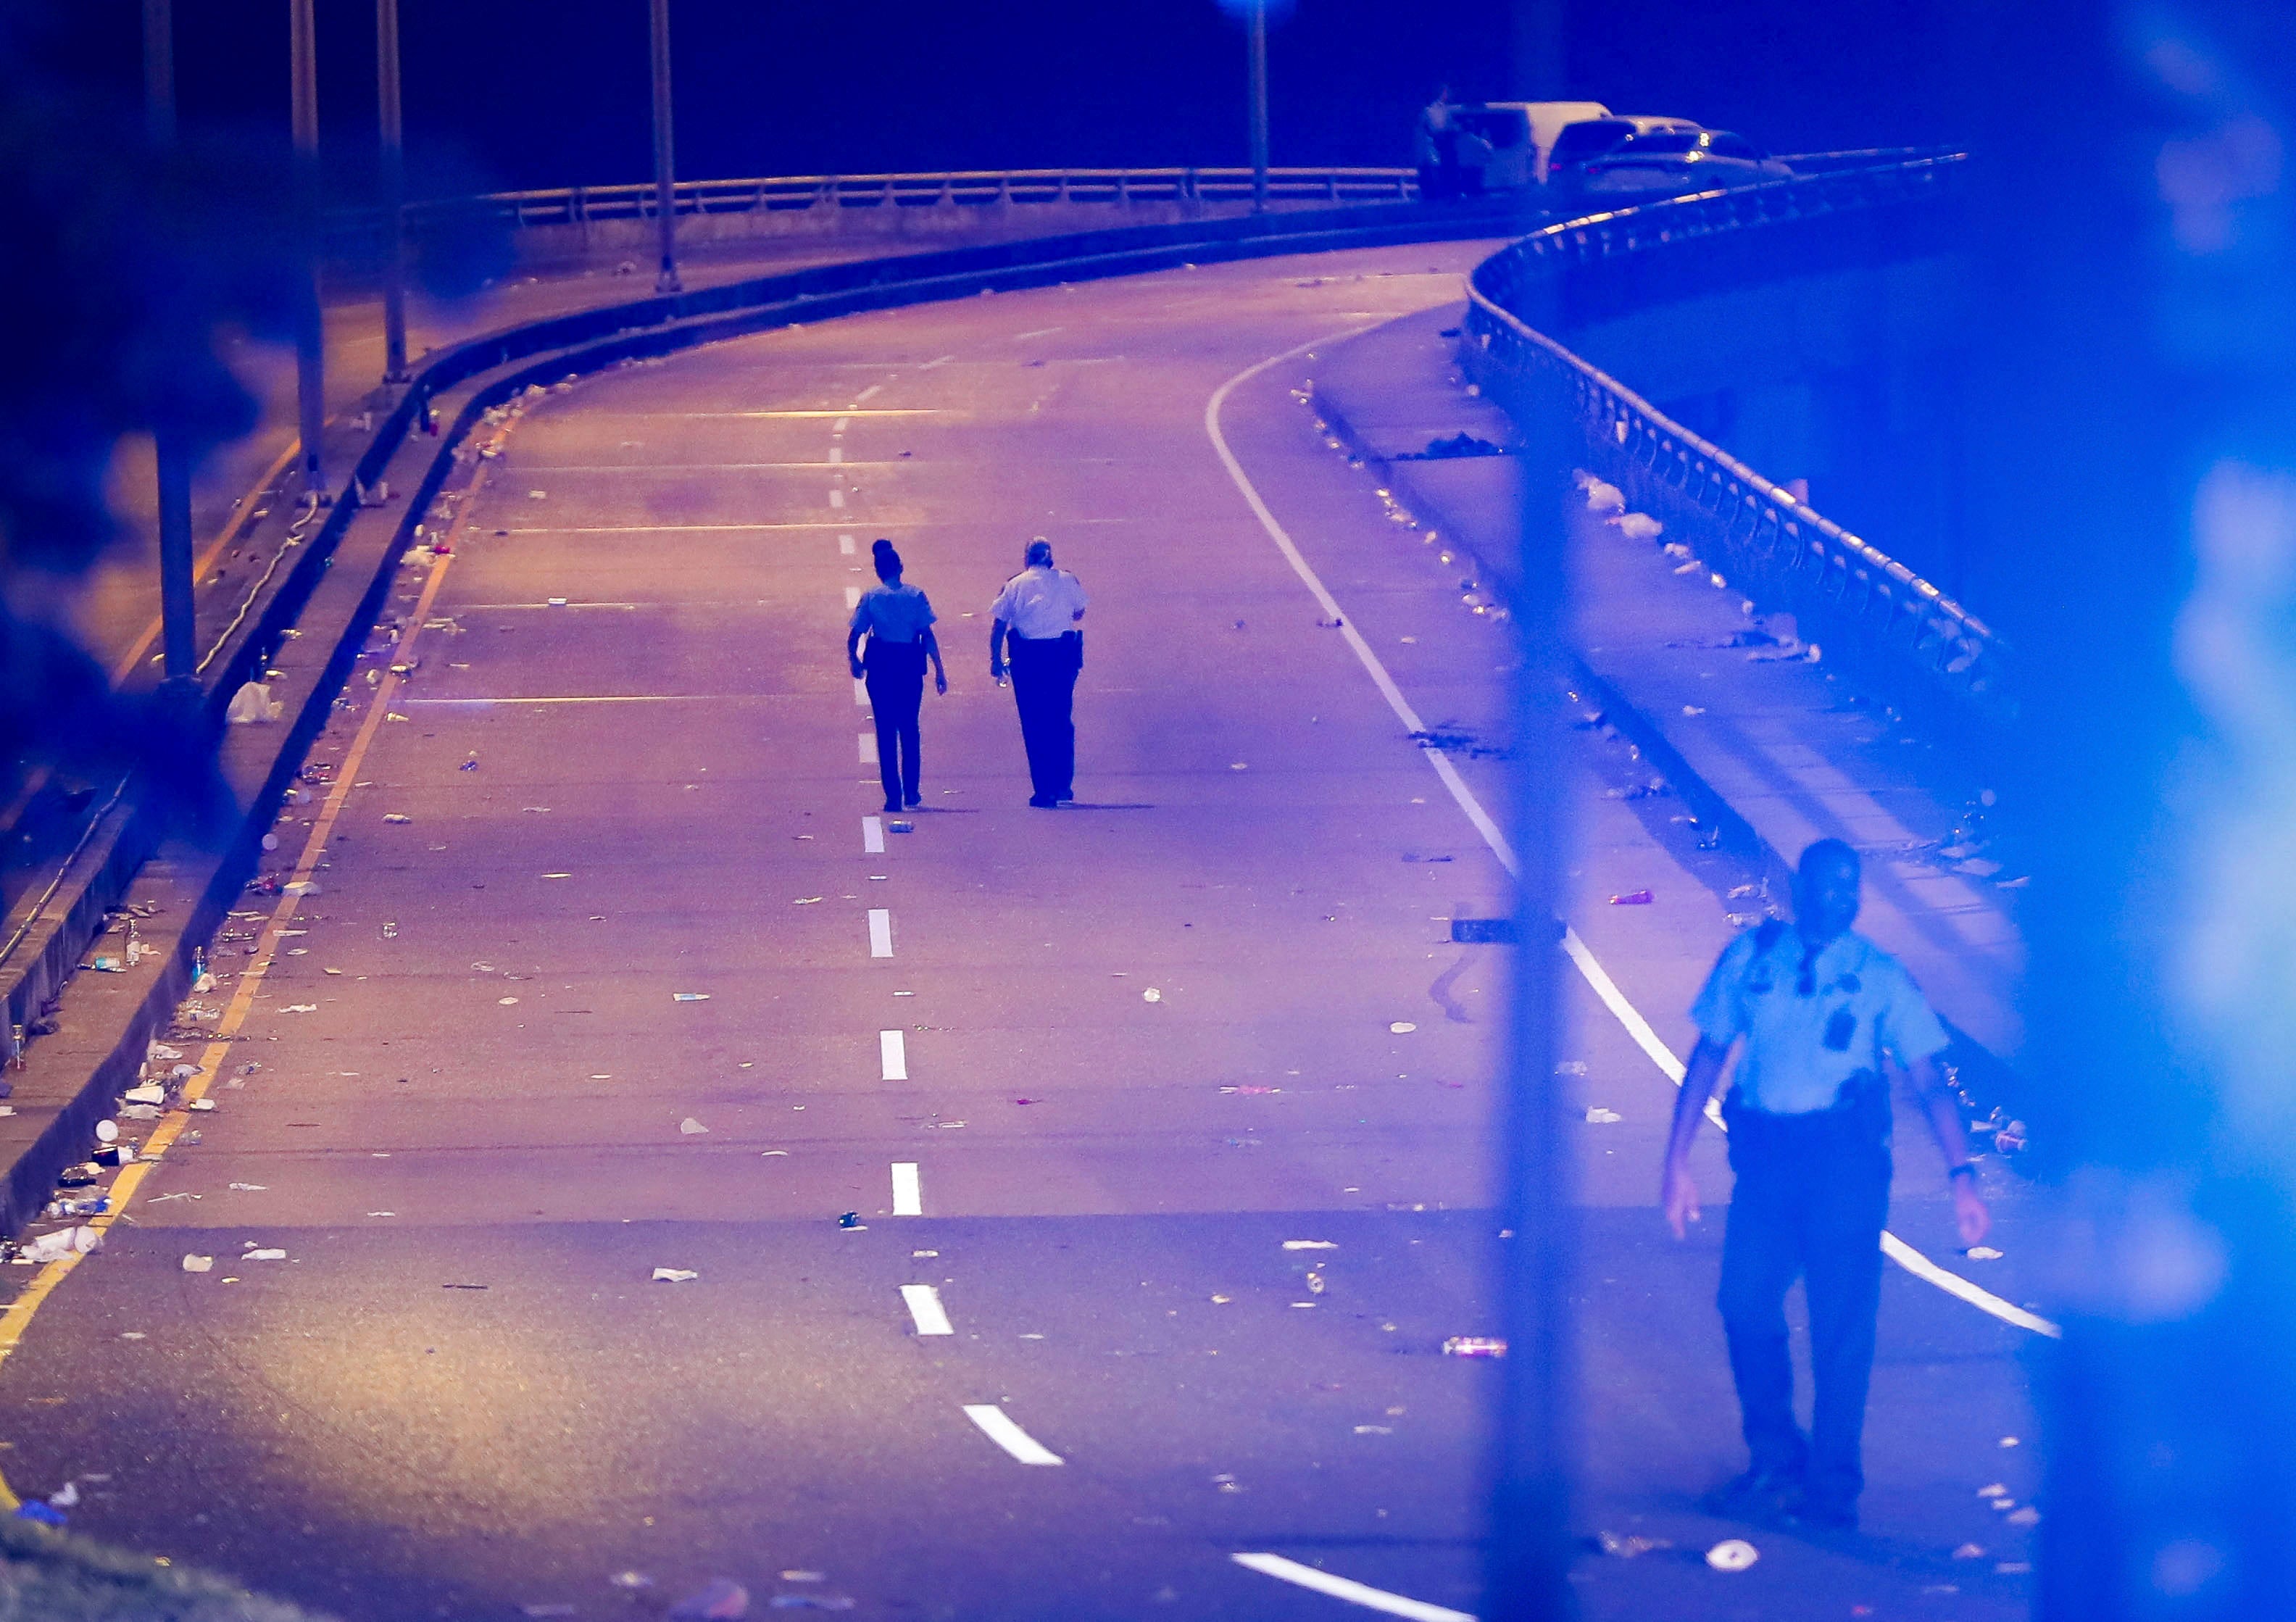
[[649, 0, 681, 294], [1246, 1, 1270, 213], [289, 0, 327, 500], [377, 0, 409, 385], [142, 0, 199, 700]]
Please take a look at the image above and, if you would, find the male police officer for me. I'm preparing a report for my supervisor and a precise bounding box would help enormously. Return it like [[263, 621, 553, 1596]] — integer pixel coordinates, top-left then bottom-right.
[[988, 537, 1088, 807], [1660, 839, 1989, 1529]]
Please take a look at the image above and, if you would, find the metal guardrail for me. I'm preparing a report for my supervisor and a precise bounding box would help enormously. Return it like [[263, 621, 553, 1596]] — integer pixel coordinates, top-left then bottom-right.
[[327, 167, 1421, 242], [1460, 154, 2009, 728]]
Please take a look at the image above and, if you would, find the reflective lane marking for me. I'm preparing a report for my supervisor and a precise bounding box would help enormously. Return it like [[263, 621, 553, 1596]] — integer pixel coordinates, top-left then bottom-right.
[[829, 488, 845, 508], [962, 1405, 1063, 1466], [845, 586, 862, 610], [854, 385, 883, 404], [1881, 1233, 2060, 1336], [1015, 326, 1065, 340], [833, 417, 851, 432], [862, 816, 886, 854], [1207, 333, 2062, 1342], [614, 406, 929, 418], [854, 678, 870, 707], [868, 909, 894, 957], [891, 1161, 923, 1215], [860, 732, 878, 765], [839, 533, 856, 554], [1232, 1555, 1473, 1622], [920, 354, 954, 370], [901, 1284, 953, 1336], [881, 1029, 908, 1081], [828, 446, 844, 465]]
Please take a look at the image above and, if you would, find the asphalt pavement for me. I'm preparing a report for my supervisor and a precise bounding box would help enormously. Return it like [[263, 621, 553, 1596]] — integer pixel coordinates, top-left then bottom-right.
[[0, 246, 2038, 1621]]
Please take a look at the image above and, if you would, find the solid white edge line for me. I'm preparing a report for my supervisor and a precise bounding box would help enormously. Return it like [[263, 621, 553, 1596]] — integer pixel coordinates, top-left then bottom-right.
[[901, 1283, 954, 1336], [862, 815, 886, 854], [891, 1160, 923, 1215], [1231, 1554, 1475, 1622], [962, 1404, 1063, 1465], [868, 909, 894, 958], [880, 1028, 909, 1081], [1206, 328, 2062, 1343]]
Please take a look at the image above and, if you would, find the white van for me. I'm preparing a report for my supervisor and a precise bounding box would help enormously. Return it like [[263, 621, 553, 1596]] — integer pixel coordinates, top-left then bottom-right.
[[1439, 100, 1613, 191]]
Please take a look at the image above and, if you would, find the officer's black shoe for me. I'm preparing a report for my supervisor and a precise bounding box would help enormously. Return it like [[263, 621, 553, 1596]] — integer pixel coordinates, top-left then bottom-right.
[[1028, 795, 1058, 808], [883, 799, 904, 815], [1697, 1467, 1804, 1521], [904, 794, 922, 809]]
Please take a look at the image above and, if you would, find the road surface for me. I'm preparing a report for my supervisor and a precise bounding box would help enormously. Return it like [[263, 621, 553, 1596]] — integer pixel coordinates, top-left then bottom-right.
[[0, 244, 2037, 1621]]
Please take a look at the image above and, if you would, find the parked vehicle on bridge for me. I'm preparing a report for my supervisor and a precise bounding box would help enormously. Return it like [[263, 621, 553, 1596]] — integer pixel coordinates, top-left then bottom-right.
[[1544, 115, 1707, 182], [1425, 100, 1613, 195], [1570, 128, 1794, 196]]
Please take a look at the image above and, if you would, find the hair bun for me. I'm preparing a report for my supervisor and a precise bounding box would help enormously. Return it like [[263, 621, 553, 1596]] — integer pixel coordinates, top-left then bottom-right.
[[871, 538, 897, 557]]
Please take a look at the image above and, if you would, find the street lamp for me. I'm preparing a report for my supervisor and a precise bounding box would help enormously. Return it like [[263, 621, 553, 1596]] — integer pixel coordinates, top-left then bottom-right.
[[649, 0, 681, 294], [378, 0, 409, 385], [141, 0, 198, 701], [1215, 0, 1275, 213], [289, 0, 327, 500]]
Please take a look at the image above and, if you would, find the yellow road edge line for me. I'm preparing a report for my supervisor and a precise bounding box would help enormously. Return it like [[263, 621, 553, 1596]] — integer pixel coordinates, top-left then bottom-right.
[[110, 438, 302, 684], [0, 445, 497, 1513]]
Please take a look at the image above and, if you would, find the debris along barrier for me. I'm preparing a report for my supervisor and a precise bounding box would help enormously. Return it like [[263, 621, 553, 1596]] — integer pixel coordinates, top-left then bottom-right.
[[1460, 155, 2013, 739], [0, 191, 1555, 1242]]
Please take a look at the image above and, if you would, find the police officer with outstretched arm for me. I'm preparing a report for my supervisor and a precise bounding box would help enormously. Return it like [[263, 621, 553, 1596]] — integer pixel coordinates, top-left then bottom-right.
[[1660, 838, 1989, 1531], [988, 537, 1087, 808]]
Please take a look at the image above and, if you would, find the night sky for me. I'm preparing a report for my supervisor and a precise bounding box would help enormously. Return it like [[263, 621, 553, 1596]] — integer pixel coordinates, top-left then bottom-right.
[[22, 0, 1960, 203]]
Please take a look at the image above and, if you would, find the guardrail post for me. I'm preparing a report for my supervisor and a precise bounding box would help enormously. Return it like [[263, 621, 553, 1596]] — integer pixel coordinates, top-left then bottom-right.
[[649, 0, 681, 294]]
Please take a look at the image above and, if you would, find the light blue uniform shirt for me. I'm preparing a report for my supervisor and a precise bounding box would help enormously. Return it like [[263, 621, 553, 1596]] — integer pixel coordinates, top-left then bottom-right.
[[850, 582, 936, 645], [1690, 926, 1949, 1115]]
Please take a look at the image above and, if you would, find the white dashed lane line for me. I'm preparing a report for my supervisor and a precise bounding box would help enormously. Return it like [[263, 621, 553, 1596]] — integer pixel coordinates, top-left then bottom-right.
[[862, 816, 885, 854], [1206, 330, 2063, 1343], [828, 446, 844, 464], [962, 1405, 1063, 1466], [845, 586, 862, 610], [868, 909, 894, 958], [860, 732, 878, 765], [900, 1284, 954, 1337], [1231, 1555, 1473, 1621], [879, 1029, 908, 1081], [839, 532, 855, 554], [891, 1161, 922, 1215]]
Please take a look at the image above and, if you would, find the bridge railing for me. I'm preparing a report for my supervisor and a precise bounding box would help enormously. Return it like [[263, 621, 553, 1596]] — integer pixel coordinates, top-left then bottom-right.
[[1460, 154, 2010, 730], [328, 167, 1421, 245]]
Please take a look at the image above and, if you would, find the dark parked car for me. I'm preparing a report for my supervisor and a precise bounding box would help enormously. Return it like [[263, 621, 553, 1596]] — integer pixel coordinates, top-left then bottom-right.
[[1545, 115, 1705, 183]]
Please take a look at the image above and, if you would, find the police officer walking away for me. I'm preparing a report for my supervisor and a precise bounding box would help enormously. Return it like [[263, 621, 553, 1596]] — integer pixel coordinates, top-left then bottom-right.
[[988, 537, 1087, 807], [1660, 838, 1989, 1530], [847, 539, 946, 815]]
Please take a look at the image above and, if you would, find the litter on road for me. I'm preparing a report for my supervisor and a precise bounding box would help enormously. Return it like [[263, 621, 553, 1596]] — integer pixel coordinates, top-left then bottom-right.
[[1389, 1021, 1417, 1033], [180, 1255, 213, 1273], [1442, 1336, 1506, 1358], [1142, 988, 1162, 1002], [1705, 1539, 1760, 1573], [680, 1118, 710, 1135], [669, 1578, 750, 1620], [652, 1268, 700, 1284], [1282, 1240, 1339, 1251], [1585, 1107, 1623, 1123], [674, 992, 712, 1002], [1609, 890, 1654, 905]]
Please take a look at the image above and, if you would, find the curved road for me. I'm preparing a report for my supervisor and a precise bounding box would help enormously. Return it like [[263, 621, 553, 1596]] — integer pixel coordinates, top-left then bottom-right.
[[0, 245, 2033, 1621]]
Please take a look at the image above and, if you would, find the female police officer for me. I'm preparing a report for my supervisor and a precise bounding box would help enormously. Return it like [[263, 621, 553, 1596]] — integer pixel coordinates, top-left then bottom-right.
[[847, 539, 947, 815]]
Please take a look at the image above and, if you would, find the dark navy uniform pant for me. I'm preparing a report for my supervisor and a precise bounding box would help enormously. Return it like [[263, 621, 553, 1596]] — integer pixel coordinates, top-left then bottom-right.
[[1718, 1092, 1892, 1511], [1008, 632, 1080, 802], [863, 640, 926, 809]]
